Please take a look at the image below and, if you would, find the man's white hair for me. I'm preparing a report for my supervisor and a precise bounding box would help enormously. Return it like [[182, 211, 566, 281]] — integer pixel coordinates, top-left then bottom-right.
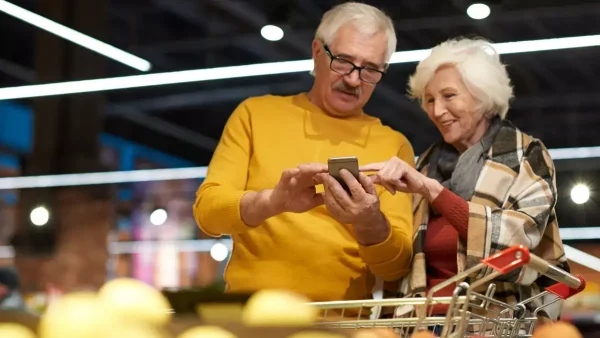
[[408, 37, 514, 119], [311, 2, 397, 75]]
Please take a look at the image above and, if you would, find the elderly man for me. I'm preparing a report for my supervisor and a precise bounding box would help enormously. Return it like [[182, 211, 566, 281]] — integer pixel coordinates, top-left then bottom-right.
[[194, 2, 414, 303]]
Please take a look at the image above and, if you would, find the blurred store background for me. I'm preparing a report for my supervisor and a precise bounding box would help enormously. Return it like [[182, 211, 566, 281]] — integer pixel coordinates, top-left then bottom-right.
[[0, 0, 598, 335]]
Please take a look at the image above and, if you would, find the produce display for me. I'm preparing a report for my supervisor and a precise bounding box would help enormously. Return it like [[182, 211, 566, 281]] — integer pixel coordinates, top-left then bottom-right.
[[0, 277, 588, 337], [0, 278, 399, 338]]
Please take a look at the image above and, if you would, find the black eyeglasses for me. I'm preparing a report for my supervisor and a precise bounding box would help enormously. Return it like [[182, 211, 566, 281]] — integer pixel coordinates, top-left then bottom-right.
[[322, 43, 387, 84]]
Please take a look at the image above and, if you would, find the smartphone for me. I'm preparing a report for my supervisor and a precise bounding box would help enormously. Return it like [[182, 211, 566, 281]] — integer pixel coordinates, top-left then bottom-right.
[[328, 156, 359, 193]]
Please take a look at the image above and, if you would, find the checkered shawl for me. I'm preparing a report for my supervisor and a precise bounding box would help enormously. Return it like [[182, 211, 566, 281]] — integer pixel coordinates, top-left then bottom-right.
[[385, 120, 569, 321]]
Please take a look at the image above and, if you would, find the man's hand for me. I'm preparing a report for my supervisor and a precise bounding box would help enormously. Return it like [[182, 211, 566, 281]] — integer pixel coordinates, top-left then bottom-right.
[[240, 163, 327, 227], [271, 163, 328, 213], [314, 169, 390, 245]]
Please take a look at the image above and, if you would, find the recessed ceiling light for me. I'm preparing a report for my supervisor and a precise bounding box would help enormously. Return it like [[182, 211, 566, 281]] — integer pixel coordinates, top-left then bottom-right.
[[571, 184, 590, 204], [467, 3, 491, 20], [261, 24, 284, 41]]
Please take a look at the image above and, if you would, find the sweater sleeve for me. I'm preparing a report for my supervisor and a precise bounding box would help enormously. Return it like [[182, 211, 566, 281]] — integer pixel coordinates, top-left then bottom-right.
[[358, 141, 415, 281], [431, 188, 469, 241], [193, 100, 254, 237]]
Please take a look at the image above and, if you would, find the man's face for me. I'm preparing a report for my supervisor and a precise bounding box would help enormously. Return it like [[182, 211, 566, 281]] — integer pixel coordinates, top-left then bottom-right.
[[312, 24, 388, 117]]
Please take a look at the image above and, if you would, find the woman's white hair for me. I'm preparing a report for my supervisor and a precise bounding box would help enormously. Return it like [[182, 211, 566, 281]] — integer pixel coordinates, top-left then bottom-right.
[[312, 2, 396, 73], [408, 37, 514, 119]]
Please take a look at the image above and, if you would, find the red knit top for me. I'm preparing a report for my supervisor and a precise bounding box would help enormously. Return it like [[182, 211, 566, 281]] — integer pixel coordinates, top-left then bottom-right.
[[424, 188, 470, 315]]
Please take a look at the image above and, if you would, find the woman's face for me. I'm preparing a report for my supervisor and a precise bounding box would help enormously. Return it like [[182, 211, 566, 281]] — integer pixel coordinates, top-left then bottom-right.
[[423, 65, 488, 152]]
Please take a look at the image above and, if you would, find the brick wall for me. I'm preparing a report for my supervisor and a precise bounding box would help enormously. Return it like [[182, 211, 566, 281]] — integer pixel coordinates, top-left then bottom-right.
[[14, 188, 113, 293]]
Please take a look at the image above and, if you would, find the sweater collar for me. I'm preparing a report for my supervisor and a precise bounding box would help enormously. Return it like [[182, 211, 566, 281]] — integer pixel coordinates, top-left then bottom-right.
[[292, 92, 376, 146], [292, 92, 369, 120]]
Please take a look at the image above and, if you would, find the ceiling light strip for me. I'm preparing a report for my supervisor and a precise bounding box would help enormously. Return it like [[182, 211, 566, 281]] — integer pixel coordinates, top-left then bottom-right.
[[560, 227, 600, 241], [0, 0, 151, 72], [0, 59, 313, 100], [1, 34, 600, 100], [549, 146, 600, 160], [0, 240, 598, 272], [0, 166, 208, 190], [563, 245, 600, 272], [0, 145, 596, 190]]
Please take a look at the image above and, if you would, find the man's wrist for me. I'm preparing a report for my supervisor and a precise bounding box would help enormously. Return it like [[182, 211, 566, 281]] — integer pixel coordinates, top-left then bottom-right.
[[263, 189, 284, 216], [353, 211, 390, 246], [241, 189, 282, 227]]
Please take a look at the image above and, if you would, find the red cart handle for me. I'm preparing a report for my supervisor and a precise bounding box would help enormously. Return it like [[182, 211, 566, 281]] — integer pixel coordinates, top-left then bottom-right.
[[481, 245, 586, 299], [481, 245, 531, 274]]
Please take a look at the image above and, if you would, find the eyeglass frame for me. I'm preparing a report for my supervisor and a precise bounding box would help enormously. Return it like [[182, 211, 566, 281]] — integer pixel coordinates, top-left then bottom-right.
[[321, 42, 388, 84]]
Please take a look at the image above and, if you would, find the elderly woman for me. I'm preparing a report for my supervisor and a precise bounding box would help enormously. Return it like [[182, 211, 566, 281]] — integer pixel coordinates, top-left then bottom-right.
[[361, 37, 569, 322]]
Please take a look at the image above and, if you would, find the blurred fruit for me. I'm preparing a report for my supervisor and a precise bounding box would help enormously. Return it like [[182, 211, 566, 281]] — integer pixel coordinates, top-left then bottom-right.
[[98, 278, 172, 326], [177, 325, 237, 338], [373, 328, 399, 338], [287, 331, 346, 338], [110, 323, 168, 338], [410, 330, 436, 338], [352, 329, 379, 338], [354, 328, 399, 338], [533, 321, 582, 338], [38, 291, 115, 338], [0, 323, 36, 338], [242, 289, 317, 327]]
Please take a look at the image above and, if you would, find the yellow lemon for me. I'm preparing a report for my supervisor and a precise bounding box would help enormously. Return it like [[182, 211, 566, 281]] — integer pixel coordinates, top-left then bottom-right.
[[242, 289, 317, 327], [0, 323, 36, 338], [177, 325, 237, 338], [98, 278, 172, 326], [39, 291, 114, 338]]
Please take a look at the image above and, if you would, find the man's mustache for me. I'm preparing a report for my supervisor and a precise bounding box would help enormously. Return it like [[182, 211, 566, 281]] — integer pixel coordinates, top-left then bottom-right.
[[333, 82, 361, 96]]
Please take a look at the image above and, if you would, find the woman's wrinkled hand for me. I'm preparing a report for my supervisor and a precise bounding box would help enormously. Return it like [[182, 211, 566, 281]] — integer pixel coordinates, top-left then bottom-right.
[[360, 156, 432, 197]]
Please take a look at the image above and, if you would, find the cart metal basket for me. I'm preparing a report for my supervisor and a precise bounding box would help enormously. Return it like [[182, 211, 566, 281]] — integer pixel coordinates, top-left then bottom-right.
[[308, 245, 586, 338]]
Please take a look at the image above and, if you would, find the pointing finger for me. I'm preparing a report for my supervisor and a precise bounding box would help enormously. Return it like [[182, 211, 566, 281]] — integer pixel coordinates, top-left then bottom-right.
[[359, 162, 385, 172], [298, 163, 328, 175]]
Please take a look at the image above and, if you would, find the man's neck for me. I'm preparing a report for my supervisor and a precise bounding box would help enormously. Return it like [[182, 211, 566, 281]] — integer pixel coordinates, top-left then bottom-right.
[[305, 89, 327, 113]]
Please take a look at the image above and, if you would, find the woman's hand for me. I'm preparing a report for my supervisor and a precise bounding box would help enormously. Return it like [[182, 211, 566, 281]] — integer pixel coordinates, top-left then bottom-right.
[[360, 156, 443, 201]]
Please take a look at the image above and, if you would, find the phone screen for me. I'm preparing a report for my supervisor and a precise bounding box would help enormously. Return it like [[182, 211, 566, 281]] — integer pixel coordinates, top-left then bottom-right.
[[327, 156, 359, 193]]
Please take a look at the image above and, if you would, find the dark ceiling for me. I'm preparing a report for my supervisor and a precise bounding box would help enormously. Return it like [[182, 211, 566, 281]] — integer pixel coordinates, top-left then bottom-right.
[[1, 0, 600, 164]]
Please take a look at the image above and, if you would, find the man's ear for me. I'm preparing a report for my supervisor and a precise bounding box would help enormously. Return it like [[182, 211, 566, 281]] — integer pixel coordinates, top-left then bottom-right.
[[311, 39, 321, 61]]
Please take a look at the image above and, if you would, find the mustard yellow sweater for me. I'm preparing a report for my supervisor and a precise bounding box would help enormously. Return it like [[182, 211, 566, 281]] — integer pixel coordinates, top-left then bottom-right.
[[194, 93, 414, 302]]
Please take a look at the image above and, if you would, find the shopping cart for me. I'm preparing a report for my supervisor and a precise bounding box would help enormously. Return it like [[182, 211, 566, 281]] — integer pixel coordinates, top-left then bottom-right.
[[308, 245, 586, 338]]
